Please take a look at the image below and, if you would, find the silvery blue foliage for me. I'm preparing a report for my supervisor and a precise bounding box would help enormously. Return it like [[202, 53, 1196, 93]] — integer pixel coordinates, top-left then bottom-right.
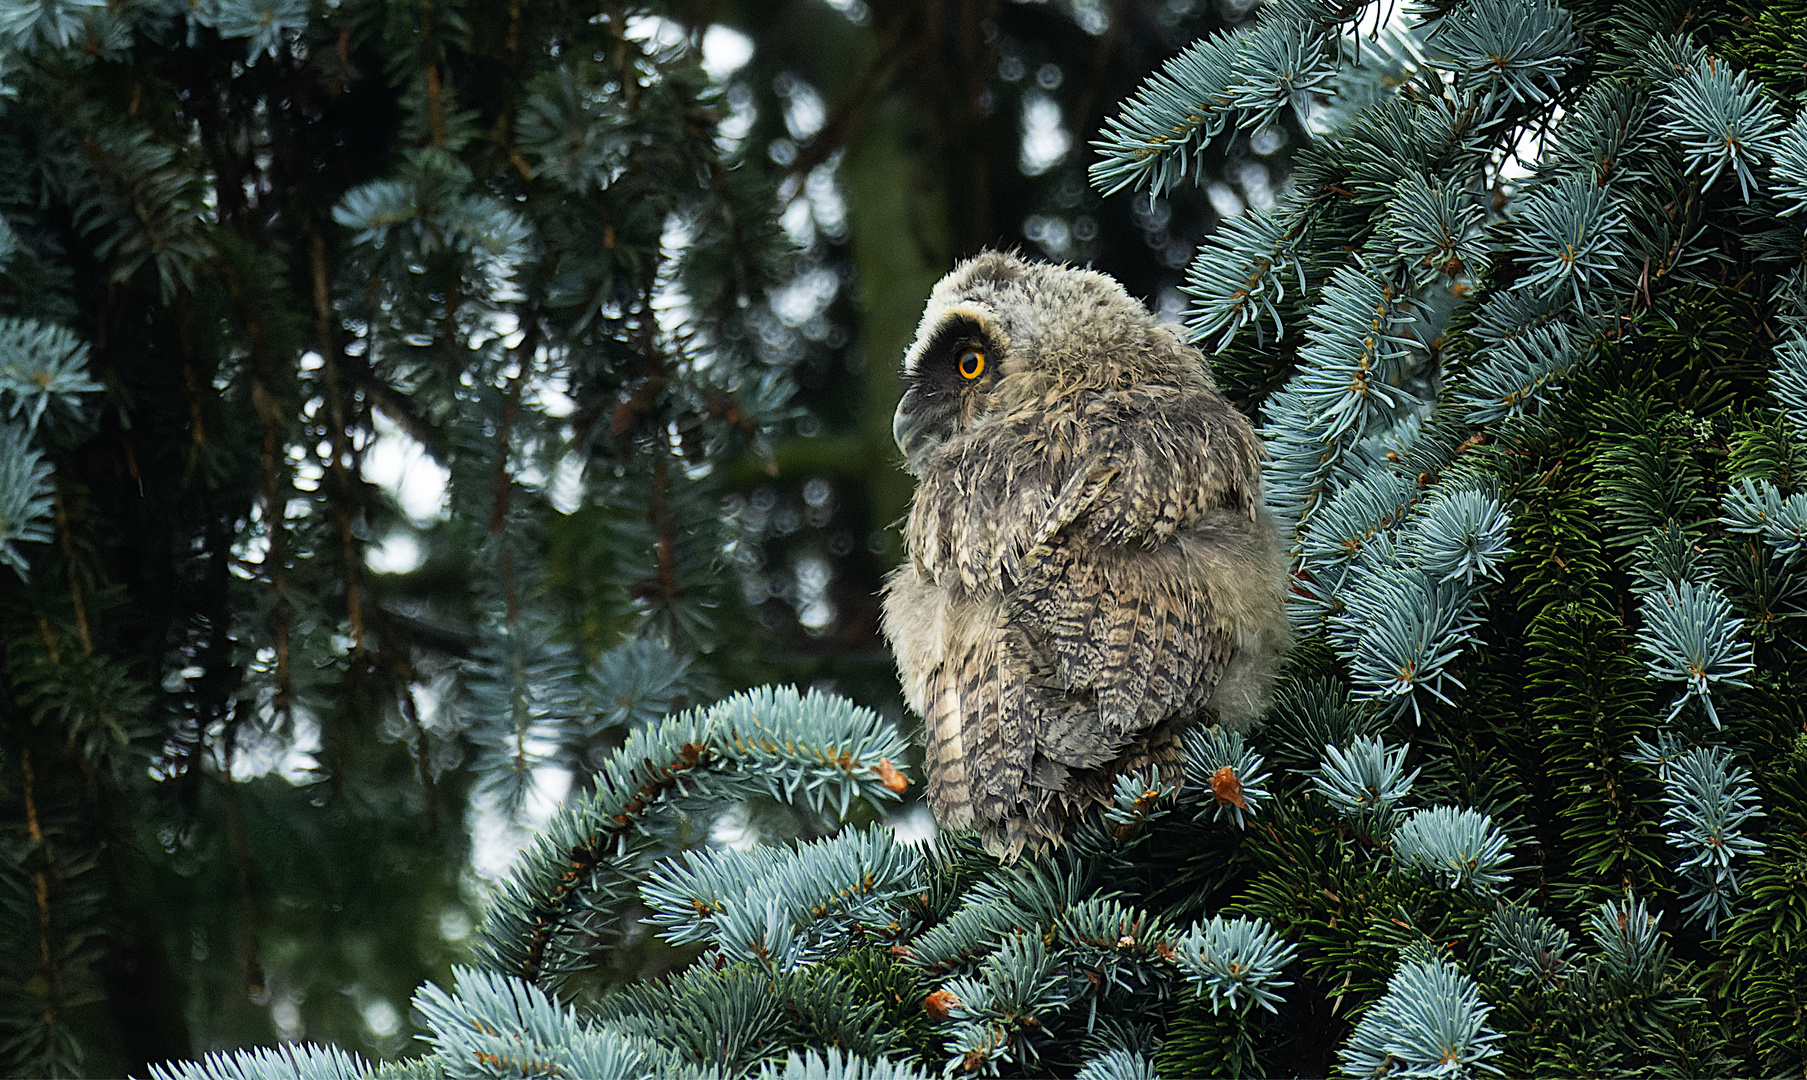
[[1313, 735, 1420, 837], [1089, 7, 1340, 197], [1426, 0, 1580, 106], [754, 1051, 931, 1080], [1455, 322, 1587, 423], [1181, 204, 1307, 350], [1588, 894, 1664, 980], [1657, 58, 1785, 200], [1256, 254, 1434, 537], [1328, 535, 1487, 722], [414, 966, 666, 1080], [902, 879, 1031, 975], [0, 0, 104, 53], [1457, 289, 1586, 422], [1073, 1048, 1158, 1080], [1339, 957, 1503, 1079], [1470, 285, 1571, 347], [1302, 471, 1511, 721], [1768, 333, 1807, 436], [1774, 113, 1807, 216], [1405, 485, 1513, 586], [1281, 263, 1423, 448], [1483, 904, 1574, 985], [582, 637, 697, 735], [1298, 471, 1420, 572], [0, 315, 103, 582], [334, 151, 534, 265], [147, 1044, 374, 1080], [1392, 806, 1514, 893], [0, 317, 99, 433], [937, 932, 1069, 1075], [1226, 19, 1339, 120], [1627, 729, 1694, 773], [1381, 173, 1491, 286], [1172, 914, 1299, 1015], [461, 613, 589, 807], [478, 687, 910, 983], [209, 0, 309, 63], [641, 827, 925, 970], [1719, 478, 1807, 561], [1292, 470, 1419, 628], [1181, 724, 1271, 828], [1633, 580, 1755, 726], [1633, 743, 1766, 933], [1511, 178, 1631, 314], [1103, 766, 1180, 835], [1090, 32, 1240, 196], [0, 421, 52, 577]]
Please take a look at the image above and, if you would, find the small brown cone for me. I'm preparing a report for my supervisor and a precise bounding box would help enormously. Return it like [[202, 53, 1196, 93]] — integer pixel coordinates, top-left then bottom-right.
[[924, 989, 961, 1021], [873, 757, 909, 794], [1211, 765, 1250, 810]]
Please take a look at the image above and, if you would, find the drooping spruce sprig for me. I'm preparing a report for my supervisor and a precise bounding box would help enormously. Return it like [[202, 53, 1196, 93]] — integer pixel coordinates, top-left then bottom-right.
[[1630, 741, 1766, 934], [1087, 4, 1354, 197], [1633, 580, 1755, 726], [478, 687, 911, 987], [1338, 957, 1504, 1079], [640, 827, 925, 971], [1391, 805, 1515, 894], [1170, 915, 1299, 1015], [0, 421, 52, 577], [1314, 735, 1419, 837]]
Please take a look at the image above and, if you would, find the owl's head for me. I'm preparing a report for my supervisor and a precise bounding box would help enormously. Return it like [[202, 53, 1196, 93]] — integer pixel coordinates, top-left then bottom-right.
[[891, 250, 1210, 472]]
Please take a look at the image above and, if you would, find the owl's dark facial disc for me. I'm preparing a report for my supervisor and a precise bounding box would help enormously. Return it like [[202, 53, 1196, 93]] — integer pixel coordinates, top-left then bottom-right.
[[894, 315, 998, 464]]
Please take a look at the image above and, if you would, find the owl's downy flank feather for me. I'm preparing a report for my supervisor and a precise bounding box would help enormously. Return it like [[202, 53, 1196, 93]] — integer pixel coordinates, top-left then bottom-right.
[[881, 251, 1290, 859]]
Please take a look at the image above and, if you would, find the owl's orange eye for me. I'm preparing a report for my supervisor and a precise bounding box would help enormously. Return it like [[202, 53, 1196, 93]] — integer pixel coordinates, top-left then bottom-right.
[[958, 347, 987, 380]]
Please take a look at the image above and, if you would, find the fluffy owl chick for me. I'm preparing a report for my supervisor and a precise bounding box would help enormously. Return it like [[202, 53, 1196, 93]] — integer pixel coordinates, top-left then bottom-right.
[[881, 251, 1290, 858]]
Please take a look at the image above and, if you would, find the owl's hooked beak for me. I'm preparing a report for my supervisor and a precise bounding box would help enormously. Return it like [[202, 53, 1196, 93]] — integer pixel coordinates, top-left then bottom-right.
[[892, 389, 923, 458]]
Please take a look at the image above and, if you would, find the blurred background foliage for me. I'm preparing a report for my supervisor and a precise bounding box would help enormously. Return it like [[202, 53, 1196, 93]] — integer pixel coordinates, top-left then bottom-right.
[[0, 0, 1282, 1075]]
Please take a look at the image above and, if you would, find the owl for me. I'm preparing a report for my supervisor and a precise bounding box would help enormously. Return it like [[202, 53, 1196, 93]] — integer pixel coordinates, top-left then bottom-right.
[[880, 251, 1290, 858]]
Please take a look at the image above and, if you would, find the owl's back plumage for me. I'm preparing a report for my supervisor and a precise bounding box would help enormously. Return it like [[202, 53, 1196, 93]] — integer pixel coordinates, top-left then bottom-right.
[[881, 251, 1289, 858]]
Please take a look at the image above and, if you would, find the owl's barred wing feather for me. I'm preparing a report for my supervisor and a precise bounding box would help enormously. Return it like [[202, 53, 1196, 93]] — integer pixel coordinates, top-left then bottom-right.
[[1008, 490, 1234, 746], [907, 397, 1266, 855]]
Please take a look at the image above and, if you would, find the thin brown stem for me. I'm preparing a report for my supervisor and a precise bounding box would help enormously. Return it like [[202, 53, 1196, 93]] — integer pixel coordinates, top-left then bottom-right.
[[424, 64, 448, 149], [312, 234, 365, 652], [51, 490, 93, 655], [650, 453, 679, 621], [221, 257, 295, 727], [21, 749, 62, 1036], [777, 20, 919, 203], [400, 685, 441, 833]]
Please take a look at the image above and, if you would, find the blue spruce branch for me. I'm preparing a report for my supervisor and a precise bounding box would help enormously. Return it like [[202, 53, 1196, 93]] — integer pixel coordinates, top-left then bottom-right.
[[1391, 805, 1515, 893], [1339, 956, 1503, 1078], [1171, 915, 1299, 1015], [477, 687, 909, 987]]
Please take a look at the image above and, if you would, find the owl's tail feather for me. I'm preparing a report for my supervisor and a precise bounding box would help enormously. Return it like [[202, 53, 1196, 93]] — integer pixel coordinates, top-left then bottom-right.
[[976, 723, 1187, 862]]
